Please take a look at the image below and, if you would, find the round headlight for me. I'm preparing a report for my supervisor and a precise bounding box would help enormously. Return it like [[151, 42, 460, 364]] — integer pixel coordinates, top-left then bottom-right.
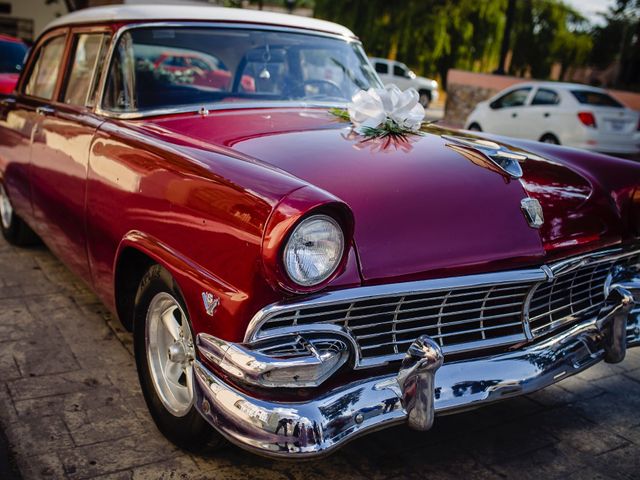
[[283, 215, 345, 287]]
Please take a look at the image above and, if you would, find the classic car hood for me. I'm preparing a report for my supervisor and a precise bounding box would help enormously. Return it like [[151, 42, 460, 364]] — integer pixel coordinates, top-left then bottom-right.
[[138, 108, 628, 283]]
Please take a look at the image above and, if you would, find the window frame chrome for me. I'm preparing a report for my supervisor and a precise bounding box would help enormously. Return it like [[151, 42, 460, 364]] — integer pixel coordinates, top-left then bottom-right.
[[92, 21, 372, 120], [62, 31, 111, 108]]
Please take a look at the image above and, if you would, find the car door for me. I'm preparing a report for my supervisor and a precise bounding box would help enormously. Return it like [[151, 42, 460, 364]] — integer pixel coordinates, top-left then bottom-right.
[[29, 29, 110, 284], [391, 62, 411, 89], [373, 60, 391, 85], [484, 86, 532, 137], [518, 87, 561, 141], [0, 31, 68, 232]]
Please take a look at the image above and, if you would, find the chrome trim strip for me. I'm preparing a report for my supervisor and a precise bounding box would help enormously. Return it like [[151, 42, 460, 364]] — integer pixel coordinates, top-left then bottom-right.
[[97, 100, 349, 120], [549, 248, 638, 276], [521, 282, 536, 341], [93, 21, 363, 120]]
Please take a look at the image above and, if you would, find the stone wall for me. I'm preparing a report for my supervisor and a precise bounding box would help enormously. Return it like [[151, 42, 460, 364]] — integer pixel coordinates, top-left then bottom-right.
[[444, 84, 501, 128]]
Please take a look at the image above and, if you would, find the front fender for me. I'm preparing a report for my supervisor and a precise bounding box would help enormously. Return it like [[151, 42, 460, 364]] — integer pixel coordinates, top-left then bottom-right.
[[114, 230, 248, 342], [260, 185, 360, 295]]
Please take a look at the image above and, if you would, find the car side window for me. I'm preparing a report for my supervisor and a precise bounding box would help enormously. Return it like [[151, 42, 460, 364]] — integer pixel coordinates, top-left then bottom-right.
[[393, 64, 407, 77], [62, 33, 110, 107], [375, 62, 388, 74], [24, 35, 66, 100], [490, 87, 532, 109], [531, 88, 559, 106]]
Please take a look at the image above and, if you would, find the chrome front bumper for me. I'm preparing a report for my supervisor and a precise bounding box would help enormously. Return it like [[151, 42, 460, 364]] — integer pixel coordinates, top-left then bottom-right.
[[193, 282, 640, 458]]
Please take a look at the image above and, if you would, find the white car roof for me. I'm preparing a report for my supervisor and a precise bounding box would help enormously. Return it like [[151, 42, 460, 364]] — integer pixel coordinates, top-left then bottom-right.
[[43, 4, 356, 38], [508, 81, 608, 93]]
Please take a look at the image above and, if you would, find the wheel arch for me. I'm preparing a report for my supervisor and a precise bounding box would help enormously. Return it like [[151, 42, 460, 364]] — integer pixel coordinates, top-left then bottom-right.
[[113, 243, 156, 332], [112, 231, 242, 336], [539, 132, 561, 144], [418, 88, 432, 99]]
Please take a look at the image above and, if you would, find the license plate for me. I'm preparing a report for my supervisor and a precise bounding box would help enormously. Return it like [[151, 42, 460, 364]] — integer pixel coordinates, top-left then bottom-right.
[[608, 120, 626, 131]]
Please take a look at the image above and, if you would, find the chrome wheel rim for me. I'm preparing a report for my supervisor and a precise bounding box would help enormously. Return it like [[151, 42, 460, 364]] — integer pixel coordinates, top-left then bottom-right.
[[146, 292, 195, 417], [0, 184, 13, 230]]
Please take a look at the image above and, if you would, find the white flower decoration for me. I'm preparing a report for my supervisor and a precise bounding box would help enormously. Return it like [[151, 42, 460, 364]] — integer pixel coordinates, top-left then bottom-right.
[[347, 84, 426, 133]]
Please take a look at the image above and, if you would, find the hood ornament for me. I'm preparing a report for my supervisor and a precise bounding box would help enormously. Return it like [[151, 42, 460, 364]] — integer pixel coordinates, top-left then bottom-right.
[[442, 135, 526, 178], [521, 198, 544, 228]]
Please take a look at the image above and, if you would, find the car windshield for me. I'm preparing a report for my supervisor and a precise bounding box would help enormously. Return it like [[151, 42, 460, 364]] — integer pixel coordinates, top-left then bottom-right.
[[103, 27, 381, 113], [0, 39, 28, 74], [571, 90, 623, 108]]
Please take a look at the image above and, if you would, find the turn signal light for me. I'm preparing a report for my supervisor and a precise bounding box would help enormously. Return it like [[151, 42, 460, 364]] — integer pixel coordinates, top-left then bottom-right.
[[577, 112, 597, 128]]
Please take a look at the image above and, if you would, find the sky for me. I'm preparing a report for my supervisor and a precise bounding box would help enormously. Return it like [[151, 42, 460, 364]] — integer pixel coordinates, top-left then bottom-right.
[[564, 0, 616, 25]]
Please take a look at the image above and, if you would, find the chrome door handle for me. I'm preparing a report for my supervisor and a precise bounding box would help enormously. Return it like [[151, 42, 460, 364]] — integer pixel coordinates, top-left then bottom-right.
[[543, 112, 550, 118], [36, 106, 55, 116], [511, 112, 518, 118]]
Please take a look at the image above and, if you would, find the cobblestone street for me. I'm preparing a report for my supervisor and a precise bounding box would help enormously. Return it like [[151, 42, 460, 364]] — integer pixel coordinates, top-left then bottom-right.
[[1, 235, 640, 479]]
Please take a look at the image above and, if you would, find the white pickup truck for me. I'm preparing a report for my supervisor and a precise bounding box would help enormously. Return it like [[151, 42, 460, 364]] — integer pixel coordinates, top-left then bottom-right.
[[369, 57, 439, 107]]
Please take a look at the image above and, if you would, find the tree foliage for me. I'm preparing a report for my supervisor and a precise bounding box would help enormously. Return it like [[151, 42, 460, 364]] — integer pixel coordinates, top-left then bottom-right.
[[315, 0, 506, 87], [509, 0, 591, 79], [314, 0, 596, 86], [591, 0, 640, 89]]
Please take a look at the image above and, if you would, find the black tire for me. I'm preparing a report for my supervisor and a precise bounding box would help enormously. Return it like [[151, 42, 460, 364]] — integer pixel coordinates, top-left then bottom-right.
[[133, 264, 224, 452], [539, 133, 560, 145], [0, 184, 39, 246], [418, 89, 431, 108], [467, 123, 482, 132]]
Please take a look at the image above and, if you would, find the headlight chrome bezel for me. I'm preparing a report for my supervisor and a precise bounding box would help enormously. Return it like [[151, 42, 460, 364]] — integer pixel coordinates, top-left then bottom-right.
[[282, 213, 346, 288]]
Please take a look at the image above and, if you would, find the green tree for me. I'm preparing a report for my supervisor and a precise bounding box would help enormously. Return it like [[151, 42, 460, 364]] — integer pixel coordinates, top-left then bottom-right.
[[509, 0, 590, 79], [314, 0, 608, 86], [591, 0, 640, 89], [314, 0, 505, 88]]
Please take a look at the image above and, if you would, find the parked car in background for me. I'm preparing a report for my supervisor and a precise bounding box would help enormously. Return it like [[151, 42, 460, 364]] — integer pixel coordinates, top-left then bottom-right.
[[1, 5, 640, 460], [465, 82, 640, 156], [152, 49, 256, 92], [370, 57, 438, 107], [0, 34, 28, 95]]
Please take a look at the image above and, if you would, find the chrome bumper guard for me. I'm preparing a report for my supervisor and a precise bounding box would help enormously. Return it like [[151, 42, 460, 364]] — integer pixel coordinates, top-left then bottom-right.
[[193, 280, 640, 458]]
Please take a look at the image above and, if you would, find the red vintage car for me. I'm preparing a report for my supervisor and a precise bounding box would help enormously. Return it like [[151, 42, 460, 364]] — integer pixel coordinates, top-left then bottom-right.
[[0, 34, 28, 95], [153, 50, 256, 92], [0, 6, 639, 458]]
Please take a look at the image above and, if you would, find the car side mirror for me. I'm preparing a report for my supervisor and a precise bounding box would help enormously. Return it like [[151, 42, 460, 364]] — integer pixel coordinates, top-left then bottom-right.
[[489, 101, 500, 110]]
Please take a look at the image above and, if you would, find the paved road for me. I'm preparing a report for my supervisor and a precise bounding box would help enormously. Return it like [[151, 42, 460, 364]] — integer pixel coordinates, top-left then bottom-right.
[[1, 235, 640, 479]]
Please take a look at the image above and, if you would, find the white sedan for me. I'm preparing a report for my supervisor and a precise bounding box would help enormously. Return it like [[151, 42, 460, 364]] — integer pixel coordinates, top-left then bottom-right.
[[465, 82, 640, 155]]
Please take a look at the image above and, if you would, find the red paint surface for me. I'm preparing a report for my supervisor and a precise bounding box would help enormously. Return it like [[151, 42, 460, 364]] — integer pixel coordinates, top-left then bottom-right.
[[0, 74, 19, 95], [0, 23, 639, 344]]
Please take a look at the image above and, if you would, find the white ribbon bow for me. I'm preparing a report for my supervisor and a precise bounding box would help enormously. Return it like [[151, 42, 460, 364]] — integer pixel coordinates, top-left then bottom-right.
[[347, 84, 426, 132]]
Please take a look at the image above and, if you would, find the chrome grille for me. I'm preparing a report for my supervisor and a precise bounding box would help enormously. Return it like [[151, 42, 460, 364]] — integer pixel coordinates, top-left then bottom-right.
[[528, 262, 611, 336], [529, 255, 638, 337], [258, 283, 532, 360], [250, 249, 640, 367]]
